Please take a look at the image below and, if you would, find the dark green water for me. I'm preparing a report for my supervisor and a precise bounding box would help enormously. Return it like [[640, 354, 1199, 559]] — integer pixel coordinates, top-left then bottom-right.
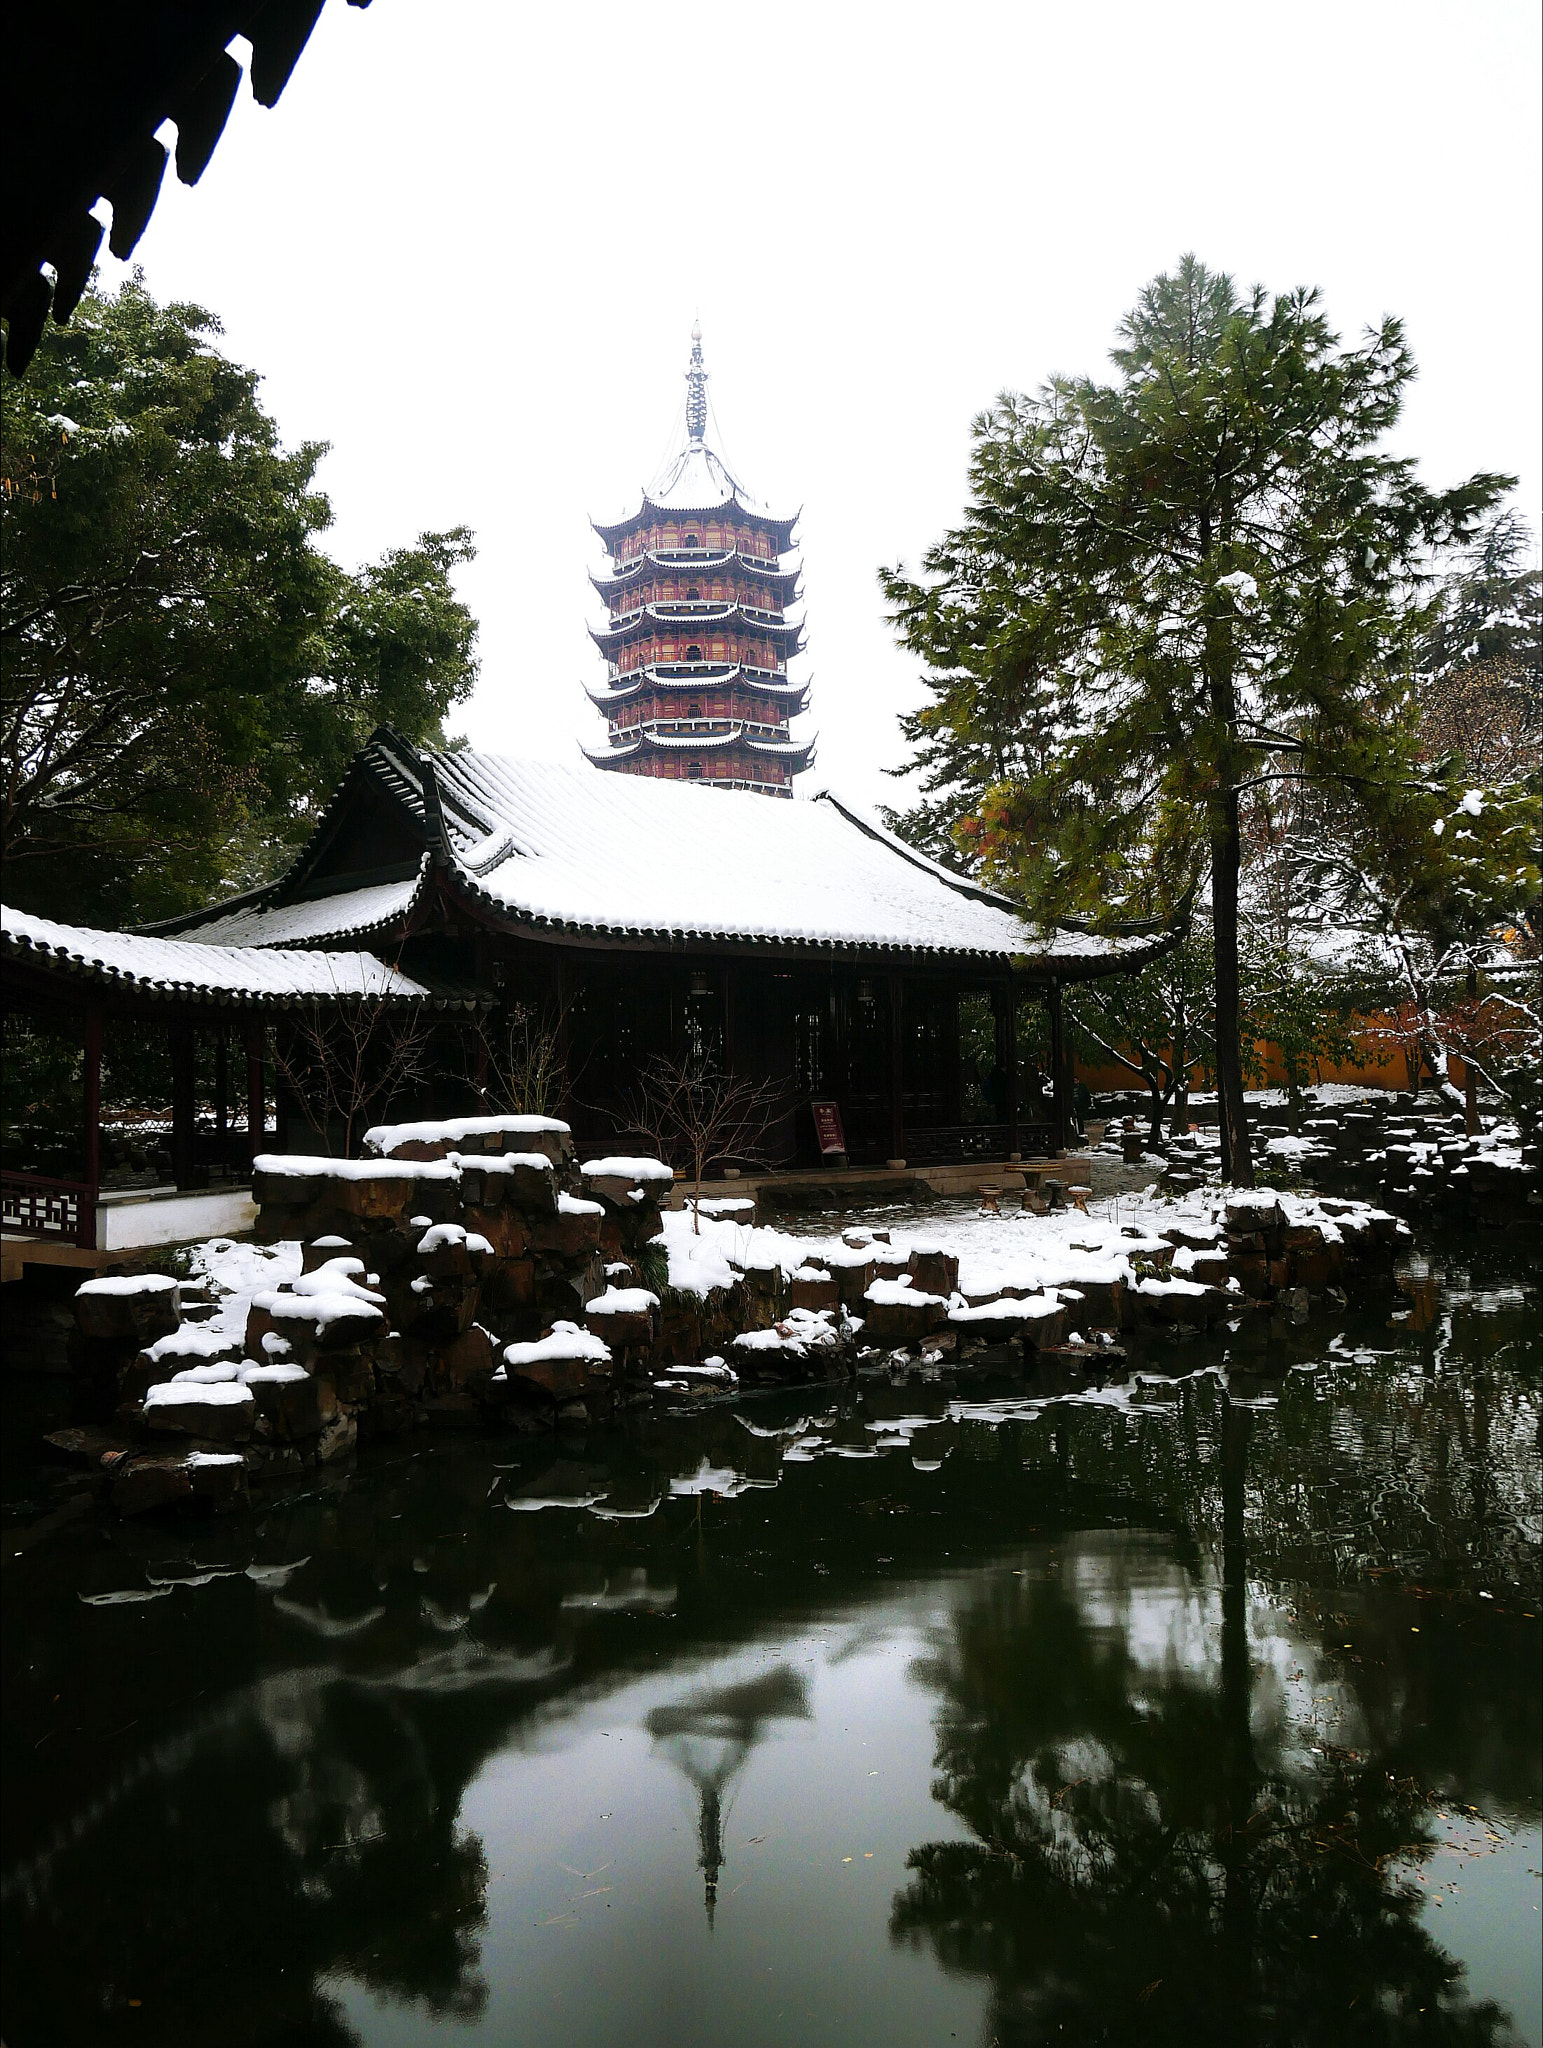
[[2, 1230, 1539, 2047]]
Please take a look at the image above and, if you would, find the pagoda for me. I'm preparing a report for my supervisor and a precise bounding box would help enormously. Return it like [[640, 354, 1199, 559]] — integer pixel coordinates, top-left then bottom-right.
[[584, 326, 814, 795]]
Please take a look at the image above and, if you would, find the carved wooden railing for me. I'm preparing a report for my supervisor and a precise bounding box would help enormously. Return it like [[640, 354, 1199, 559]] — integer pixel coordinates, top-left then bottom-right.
[[1, 1170, 96, 1249]]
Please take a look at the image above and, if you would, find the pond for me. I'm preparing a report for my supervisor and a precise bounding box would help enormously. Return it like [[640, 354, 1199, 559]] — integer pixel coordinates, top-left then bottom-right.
[[2, 1224, 1539, 2047]]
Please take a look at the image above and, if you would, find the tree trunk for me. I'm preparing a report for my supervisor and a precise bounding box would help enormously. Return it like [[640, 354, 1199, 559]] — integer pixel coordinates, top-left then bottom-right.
[[1144, 1069, 1165, 1151], [1168, 1001, 1189, 1140], [1212, 794, 1254, 1187]]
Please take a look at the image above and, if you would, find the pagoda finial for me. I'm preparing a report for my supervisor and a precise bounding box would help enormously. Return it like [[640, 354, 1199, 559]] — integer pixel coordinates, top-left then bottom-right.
[[685, 320, 708, 445]]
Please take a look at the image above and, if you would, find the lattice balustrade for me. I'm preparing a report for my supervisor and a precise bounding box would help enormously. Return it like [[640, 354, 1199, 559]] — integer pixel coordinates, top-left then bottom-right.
[[1, 1172, 90, 1244]]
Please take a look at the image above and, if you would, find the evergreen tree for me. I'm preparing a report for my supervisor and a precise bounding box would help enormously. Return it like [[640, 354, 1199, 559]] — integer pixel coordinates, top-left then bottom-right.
[[1, 275, 478, 924], [882, 257, 1509, 1183]]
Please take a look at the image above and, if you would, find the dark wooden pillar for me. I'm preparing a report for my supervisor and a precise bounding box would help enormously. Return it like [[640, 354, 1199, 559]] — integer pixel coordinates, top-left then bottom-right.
[[887, 975, 905, 1164], [1003, 981, 1019, 1158], [1048, 981, 1068, 1155], [244, 1021, 265, 1170], [552, 955, 572, 1117], [214, 1028, 229, 1171], [944, 984, 963, 1126], [829, 972, 848, 1105], [81, 1006, 102, 1248], [722, 962, 738, 1079], [170, 1022, 196, 1189]]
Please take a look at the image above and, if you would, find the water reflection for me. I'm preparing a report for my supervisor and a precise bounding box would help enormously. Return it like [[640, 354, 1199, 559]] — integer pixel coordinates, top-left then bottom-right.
[[647, 1667, 811, 1926], [1, 1232, 1537, 2045], [893, 1400, 1527, 2044]]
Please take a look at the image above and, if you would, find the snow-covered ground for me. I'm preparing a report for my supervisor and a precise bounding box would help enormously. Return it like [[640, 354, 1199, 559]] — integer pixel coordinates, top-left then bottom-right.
[[656, 1184, 1369, 1305]]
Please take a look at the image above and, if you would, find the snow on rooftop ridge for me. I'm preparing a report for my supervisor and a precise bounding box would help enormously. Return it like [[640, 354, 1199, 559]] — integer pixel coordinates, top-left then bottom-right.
[[167, 870, 426, 949], [425, 752, 1075, 961], [2, 905, 429, 1001]]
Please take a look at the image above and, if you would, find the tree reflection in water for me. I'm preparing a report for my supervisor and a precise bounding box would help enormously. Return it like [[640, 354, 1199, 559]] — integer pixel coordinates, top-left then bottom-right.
[[892, 1393, 1517, 2046], [646, 1666, 811, 1926], [2, 1235, 1535, 2044]]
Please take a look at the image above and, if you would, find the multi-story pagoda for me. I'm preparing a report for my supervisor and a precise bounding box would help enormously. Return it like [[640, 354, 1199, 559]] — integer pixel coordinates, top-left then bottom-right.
[[584, 326, 814, 795]]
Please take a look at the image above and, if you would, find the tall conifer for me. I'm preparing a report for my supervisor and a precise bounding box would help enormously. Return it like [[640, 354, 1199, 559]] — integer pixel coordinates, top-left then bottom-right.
[[883, 257, 1509, 1183]]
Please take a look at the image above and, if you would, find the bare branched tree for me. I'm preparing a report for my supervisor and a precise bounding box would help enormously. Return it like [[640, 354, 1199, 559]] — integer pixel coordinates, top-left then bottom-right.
[[462, 1002, 569, 1119], [620, 1052, 782, 1232], [269, 995, 435, 1157]]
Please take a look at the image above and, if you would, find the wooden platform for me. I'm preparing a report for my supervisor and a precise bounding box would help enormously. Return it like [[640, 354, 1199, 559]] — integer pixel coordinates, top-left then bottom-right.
[[685, 1155, 1094, 1215], [2, 1237, 120, 1283]]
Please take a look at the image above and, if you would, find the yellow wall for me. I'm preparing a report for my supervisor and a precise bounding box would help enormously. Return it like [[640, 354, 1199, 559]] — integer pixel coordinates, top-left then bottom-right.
[[1075, 1016, 1434, 1095]]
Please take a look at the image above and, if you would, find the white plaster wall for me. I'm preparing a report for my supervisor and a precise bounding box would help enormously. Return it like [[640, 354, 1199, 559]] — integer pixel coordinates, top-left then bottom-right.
[[97, 1191, 257, 1250]]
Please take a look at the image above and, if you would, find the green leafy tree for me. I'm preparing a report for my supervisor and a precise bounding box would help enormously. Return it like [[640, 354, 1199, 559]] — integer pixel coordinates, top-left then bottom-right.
[[1066, 924, 1216, 1145], [1, 275, 478, 924], [883, 256, 1509, 1184]]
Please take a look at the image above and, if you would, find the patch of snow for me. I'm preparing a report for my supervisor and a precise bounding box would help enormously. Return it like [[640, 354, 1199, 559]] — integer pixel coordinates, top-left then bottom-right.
[[499, 1321, 613, 1370], [143, 1379, 254, 1410], [365, 1112, 570, 1155], [581, 1155, 675, 1183], [584, 1286, 660, 1315], [76, 1273, 179, 1298]]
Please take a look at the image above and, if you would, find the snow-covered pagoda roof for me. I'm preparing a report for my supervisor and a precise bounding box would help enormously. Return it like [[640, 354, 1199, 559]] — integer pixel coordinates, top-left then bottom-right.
[[0, 903, 470, 1008], [592, 409, 797, 552], [160, 730, 1176, 974], [585, 669, 809, 709], [590, 551, 802, 599], [590, 604, 804, 651]]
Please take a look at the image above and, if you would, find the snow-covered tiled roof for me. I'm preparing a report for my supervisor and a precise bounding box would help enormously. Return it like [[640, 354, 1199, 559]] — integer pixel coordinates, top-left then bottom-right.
[[172, 870, 426, 948], [422, 751, 1154, 966], [0, 905, 440, 1005], [649, 441, 751, 514]]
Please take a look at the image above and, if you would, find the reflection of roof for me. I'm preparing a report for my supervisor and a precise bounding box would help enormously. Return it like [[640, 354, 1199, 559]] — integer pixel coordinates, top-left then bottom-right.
[[0, 904, 446, 1007]]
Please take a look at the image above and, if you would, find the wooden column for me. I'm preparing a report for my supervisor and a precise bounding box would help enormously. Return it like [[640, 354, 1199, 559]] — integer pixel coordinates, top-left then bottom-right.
[[553, 955, 572, 1116], [722, 962, 738, 1080], [887, 975, 905, 1165], [214, 1028, 229, 1171], [80, 1006, 102, 1249], [170, 1022, 196, 1189], [245, 1022, 265, 1170], [1048, 982, 1068, 1155], [1003, 981, 1019, 1158]]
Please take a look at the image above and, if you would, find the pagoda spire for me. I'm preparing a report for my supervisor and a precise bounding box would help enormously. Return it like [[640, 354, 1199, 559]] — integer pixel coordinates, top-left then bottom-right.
[[685, 320, 708, 445]]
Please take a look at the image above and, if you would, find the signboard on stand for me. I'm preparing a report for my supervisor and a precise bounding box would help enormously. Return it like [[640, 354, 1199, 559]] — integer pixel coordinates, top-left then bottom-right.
[[810, 1100, 847, 1165]]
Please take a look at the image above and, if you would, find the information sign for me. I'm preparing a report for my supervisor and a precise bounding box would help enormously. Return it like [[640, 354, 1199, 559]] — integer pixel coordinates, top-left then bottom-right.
[[810, 1099, 847, 1159]]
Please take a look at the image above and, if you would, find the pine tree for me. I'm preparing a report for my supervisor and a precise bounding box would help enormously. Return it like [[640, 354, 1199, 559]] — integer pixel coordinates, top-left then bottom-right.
[[882, 256, 1510, 1184]]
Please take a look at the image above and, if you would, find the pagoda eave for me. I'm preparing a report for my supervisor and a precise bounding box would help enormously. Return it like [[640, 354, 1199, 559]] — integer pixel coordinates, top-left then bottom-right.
[[591, 494, 799, 550], [588, 550, 803, 598], [590, 665, 808, 708]]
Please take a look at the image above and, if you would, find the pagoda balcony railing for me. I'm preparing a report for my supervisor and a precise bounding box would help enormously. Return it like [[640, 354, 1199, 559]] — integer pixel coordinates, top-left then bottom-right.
[[608, 660, 797, 690], [612, 718, 787, 742], [618, 659, 735, 680], [648, 545, 780, 565]]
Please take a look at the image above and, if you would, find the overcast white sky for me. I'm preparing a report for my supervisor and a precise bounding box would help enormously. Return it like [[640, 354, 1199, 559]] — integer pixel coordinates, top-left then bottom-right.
[[98, 0, 1542, 814]]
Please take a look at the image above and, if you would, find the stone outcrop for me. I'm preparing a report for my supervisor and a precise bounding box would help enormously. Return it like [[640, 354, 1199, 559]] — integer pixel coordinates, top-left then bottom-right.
[[70, 1112, 1416, 1516]]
